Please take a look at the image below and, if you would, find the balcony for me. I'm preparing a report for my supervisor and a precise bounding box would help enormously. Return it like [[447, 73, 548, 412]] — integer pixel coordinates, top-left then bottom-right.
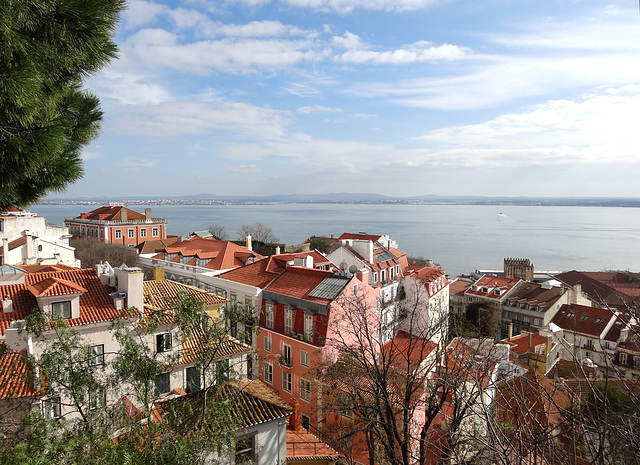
[[261, 321, 325, 346], [280, 355, 292, 368]]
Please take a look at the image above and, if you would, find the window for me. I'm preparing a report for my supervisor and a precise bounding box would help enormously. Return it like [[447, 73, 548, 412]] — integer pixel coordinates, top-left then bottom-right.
[[340, 401, 353, 419], [115, 229, 122, 239], [264, 335, 272, 352], [301, 350, 310, 367], [304, 314, 313, 341], [140, 228, 147, 238], [186, 366, 201, 393], [216, 359, 230, 384], [285, 307, 292, 334], [42, 397, 61, 418], [128, 229, 135, 238], [89, 388, 106, 410], [373, 272, 378, 283], [580, 315, 589, 321], [265, 304, 274, 329], [283, 371, 292, 392], [396, 264, 400, 275], [596, 318, 605, 324], [263, 362, 273, 384], [300, 378, 311, 402], [389, 267, 395, 281], [152, 227, 159, 237], [282, 344, 292, 367], [301, 414, 310, 430], [235, 434, 256, 465], [52, 301, 72, 320], [155, 373, 171, 395], [156, 333, 172, 353], [353, 284, 359, 296], [381, 270, 386, 283], [89, 344, 104, 366]]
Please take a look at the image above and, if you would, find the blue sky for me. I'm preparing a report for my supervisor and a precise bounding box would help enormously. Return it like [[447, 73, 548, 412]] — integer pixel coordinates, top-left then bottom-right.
[[58, 0, 640, 199]]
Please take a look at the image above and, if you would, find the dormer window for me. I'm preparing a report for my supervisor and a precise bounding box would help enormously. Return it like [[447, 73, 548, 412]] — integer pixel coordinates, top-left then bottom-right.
[[482, 287, 488, 293], [52, 301, 72, 319]]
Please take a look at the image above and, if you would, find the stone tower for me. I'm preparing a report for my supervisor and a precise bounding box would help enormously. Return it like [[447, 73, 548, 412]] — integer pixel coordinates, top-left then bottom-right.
[[504, 258, 534, 281]]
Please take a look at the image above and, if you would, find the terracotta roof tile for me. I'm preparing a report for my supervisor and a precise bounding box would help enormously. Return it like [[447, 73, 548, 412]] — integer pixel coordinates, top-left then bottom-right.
[[19, 264, 77, 273], [0, 346, 39, 399], [265, 267, 348, 304], [76, 206, 146, 221], [0, 268, 137, 337], [551, 303, 619, 339], [28, 277, 87, 297], [161, 237, 263, 271]]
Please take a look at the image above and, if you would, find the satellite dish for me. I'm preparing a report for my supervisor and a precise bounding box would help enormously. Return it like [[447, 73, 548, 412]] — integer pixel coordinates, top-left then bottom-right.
[[340, 261, 348, 271], [349, 265, 358, 274]]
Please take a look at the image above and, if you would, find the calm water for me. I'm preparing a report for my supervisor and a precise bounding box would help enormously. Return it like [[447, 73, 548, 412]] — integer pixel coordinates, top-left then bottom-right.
[[34, 203, 640, 276]]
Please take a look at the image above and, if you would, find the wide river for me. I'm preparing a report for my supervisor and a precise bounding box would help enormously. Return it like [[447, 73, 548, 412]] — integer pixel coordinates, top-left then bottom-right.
[[34, 203, 640, 276]]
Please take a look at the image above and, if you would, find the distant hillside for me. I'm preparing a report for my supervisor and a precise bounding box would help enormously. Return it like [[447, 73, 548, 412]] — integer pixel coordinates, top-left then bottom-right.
[[42, 193, 640, 208]]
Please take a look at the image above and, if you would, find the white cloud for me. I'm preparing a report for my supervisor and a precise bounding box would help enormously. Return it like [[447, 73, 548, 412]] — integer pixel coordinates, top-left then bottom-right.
[[297, 105, 343, 114], [331, 32, 364, 50], [108, 100, 291, 138], [122, 30, 325, 74], [227, 164, 262, 173], [116, 157, 156, 171], [413, 86, 640, 166], [87, 70, 172, 106], [242, 0, 448, 13], [335, 43, 469, 64]]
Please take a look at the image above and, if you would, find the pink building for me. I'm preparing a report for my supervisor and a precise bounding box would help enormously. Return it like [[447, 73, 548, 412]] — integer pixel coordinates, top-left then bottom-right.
[[65, 205, 167, 246]]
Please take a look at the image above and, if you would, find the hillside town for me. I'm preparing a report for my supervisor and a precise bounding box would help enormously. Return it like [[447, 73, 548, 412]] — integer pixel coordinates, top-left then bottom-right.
[[1, 205, 639, 465]]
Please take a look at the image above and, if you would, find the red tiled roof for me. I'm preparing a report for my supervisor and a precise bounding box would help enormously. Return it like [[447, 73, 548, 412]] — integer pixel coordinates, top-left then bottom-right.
[[28, 277, 86, 297], [219, 256, 287, 288], [504, 331, 552, 356], [381, 331, 437, 369], [265, 267, 342, 304], [338, 232, 383, 242], [0, 268, 136, 337], [503, 282, 565, 311], [19, 264, 77, 274], [551, 303, 620, 339], [287, 429, 341, 459], [0, 347, 39, 399], [465, 274, 520, 300], [161, 237, 264, 271], [76, 205, 146, 221], [136, 237, 180, 254], [449, 279, 472, 296]]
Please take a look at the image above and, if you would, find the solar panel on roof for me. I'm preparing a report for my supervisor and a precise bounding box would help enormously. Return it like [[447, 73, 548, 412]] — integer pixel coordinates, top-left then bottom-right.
[[375, 252, 394, 262], [308, 277, 348, 300]]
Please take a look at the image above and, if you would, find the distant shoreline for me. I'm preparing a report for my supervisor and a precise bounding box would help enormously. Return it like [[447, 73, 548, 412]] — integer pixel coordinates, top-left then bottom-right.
[[39, 197, 640, 208]]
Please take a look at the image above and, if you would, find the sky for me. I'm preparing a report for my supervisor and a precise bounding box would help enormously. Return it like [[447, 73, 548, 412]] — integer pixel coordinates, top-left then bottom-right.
[[56, 0, 640, 199]]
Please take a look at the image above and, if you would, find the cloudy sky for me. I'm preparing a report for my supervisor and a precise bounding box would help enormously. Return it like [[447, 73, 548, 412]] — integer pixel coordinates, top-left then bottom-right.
[[60, 0, 640, 199]]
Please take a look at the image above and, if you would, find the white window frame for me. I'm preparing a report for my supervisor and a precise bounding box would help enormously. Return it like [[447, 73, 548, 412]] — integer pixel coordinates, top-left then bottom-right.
[[300, 378, 311, 402], [89, 388, 106, 410], [264, 362, 273, 384], [114, 229, 122, 239], [304, 314, 312, 341], [152, 227, 159, 237], [89, 344, 104, 366], [373, 272, 378, 283], [140, 228, 147, 238], [128, 228, 135, 238], [301, 350, 310, 367], [285, 307, 292, 334], [282, 343, 292, 367], [52, 300, 72, 320], [266, 304, 274, 329], [42, 396, 61, 418], [264, 335, 272, 352], [156, 333, 172, 353], [283, 371, 292, 393]]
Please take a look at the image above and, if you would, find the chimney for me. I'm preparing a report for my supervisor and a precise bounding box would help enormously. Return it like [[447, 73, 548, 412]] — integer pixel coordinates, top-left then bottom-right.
[[508, 323, 513, 340], [2, 238, 9, 264], [25, 233, 35, 261], [246, 235, 252, 252], [356, 269, 369, 283], [288, 398, 301, 431], [352, 239, 374, 264], [572, 283, 582, 303], [275, 246, 281, 255], [154, 266, 165, 281], [121, 208, 127, 222], [114, 265, 144, 313], [545, 335, 552, 356], [2, 295, 13, 313], [145, 208, 151, 222], [528, 332, 532, 352]]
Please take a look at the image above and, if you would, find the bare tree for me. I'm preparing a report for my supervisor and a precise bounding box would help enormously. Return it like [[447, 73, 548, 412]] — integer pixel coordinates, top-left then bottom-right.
[[237, 222, 279, 243], [316, 291, 515, 465], [207, 224, 228, 241], [71, 238, 138, 268]]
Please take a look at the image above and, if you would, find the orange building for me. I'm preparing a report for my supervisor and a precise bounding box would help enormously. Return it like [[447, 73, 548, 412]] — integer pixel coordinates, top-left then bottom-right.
[[65, 205, 167, 247]]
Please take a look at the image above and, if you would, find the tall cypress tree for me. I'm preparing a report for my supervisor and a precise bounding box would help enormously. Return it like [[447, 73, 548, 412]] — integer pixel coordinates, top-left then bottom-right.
[[0, 0, 125, 210]]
